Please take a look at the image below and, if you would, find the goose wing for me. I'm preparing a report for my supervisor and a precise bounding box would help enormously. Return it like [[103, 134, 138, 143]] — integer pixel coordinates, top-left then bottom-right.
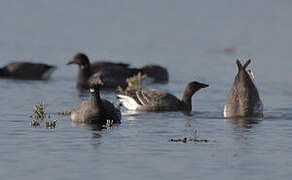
[[89, 67, 140, 88], [117, 89, 181, 111], [101, 99, 121, 123], [71, 100, 92, 123], [91, 61, 130, 73]]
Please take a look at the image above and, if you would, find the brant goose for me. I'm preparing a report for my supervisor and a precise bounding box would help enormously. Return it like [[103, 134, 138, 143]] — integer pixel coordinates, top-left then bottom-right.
[[71, 75, 121, 124], [67, 53, 168, 89], [116, 81, 208, 112], [0, 62, 56, 80], [224, 59, 263, 117]]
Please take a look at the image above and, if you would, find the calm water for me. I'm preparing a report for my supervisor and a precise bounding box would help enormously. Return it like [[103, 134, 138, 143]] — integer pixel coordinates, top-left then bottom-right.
[[0, 1, 291, 179]]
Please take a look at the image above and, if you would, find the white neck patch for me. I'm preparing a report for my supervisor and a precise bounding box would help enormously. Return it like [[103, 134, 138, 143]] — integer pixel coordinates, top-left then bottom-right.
[[90, 88, 95, 93]]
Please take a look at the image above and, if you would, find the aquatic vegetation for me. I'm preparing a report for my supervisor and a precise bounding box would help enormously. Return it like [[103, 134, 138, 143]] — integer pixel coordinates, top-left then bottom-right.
[[45, 120, 57, 128], [29, 102, 47, 120], [104, 120, 115, 129], [30, 119, 41, 127], [169, 129, 213, 143], [29, 102, 57, 128], [58, 110, 71, 115], [116, 72, 147, 93]]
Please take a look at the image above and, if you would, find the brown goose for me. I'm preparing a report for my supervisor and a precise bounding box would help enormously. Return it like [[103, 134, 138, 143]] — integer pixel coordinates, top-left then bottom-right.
[[71, 75, 121, 124], [0, 62, 56, 80], [224, 59, 263, 117], [116, 81, 208, 112], [67, 53, 168, 89]]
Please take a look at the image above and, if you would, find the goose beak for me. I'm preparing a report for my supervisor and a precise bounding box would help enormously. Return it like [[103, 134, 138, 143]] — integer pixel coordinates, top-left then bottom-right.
[[67, 61, 74, 65], [200, 83, 209, 88], [67, 60, 79, 65]]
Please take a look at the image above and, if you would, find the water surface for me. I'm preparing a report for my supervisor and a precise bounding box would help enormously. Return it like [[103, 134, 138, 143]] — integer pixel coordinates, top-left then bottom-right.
[[0, 1, 291, 180]]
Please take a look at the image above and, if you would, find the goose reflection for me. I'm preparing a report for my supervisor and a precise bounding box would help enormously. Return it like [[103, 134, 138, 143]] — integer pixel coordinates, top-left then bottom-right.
[[225, 116, 263, 129], [72, 122, 103, 131]]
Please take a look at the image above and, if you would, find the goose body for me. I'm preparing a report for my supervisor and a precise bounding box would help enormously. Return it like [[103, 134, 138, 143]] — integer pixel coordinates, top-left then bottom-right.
[[0, 62, 56, 80], [67, 53, 168, 89], [71, 76, 121, 124], [224, 59, 263, 117], [71, 98, 121, 124], [117, 81, 208, 112]]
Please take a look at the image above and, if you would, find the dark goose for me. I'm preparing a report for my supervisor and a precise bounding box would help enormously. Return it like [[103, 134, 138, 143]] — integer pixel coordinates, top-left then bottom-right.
[[116, 81, 208, 112], [67, 53, 168, 89], [0, 62, 56, 80], [71, 75, 121, 124], [224, 59, 263, 117]]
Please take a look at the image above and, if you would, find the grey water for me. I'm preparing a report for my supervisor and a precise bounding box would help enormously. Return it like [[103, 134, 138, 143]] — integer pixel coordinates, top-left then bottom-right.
[[0, 0, 292, 179]]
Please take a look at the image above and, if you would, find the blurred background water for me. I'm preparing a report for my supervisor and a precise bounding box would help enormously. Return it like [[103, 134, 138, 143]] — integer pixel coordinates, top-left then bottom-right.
[[0, 0, 291, 179]]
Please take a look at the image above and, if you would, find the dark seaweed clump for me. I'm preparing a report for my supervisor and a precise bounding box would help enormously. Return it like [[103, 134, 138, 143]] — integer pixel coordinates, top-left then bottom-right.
[[169, 129, 215, 143]]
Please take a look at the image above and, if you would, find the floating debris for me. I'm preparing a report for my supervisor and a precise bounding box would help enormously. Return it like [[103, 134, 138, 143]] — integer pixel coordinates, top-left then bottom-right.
[[224, 47, 236, 54]]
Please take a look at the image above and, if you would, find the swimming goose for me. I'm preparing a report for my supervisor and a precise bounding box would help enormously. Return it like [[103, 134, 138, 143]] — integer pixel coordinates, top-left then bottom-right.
[[116, 81, 208, 112], [67, 53, 168, 89], [71, 75, 121, 124], [0, 62, 56, 80], [224, 59, 263, 117]]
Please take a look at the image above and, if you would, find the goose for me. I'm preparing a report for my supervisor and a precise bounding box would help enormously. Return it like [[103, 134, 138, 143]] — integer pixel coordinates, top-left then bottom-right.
[[67, 53, 168, 89], [116, 81, 208, 112], [71, 75, 121, 124], [224, 59, 263, 117], [0, 61, 56, 80]]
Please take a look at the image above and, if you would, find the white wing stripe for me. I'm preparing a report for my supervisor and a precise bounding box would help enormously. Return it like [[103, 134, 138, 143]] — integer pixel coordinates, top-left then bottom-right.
[[117, 94, 141, 110], [136, 91, 146, 106], [141, 90, 150, 104]]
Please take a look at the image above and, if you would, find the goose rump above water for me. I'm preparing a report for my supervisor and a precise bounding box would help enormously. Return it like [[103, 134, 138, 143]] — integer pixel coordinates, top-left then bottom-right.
[[224, 59, 263, 117]]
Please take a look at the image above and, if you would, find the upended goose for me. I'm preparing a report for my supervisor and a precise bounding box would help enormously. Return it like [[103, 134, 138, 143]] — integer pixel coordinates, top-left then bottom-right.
[[71, 75, 121, 124], [0, 61, 56, 80], [116, 81, 208, 112], [224, 59, 263, 117], [67, 53, 168, 89]]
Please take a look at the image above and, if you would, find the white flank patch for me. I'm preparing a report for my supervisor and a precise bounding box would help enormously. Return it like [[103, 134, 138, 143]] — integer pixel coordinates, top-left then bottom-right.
[[223, 105, 228, 117], [90, 88, 95, 93], [41, 67, 56, 80], [136, 91, 146, 106], [247, 69, 256, 85], [117, 94, 142, 110]]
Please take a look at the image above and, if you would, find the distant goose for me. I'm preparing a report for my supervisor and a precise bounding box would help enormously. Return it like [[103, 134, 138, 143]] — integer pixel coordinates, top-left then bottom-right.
[[71, 75, 121, 124], [116, 81, 208, 112], [224, 59, 263, 117], [67, 53, 168, 89], [0, 62, 56, 80]]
